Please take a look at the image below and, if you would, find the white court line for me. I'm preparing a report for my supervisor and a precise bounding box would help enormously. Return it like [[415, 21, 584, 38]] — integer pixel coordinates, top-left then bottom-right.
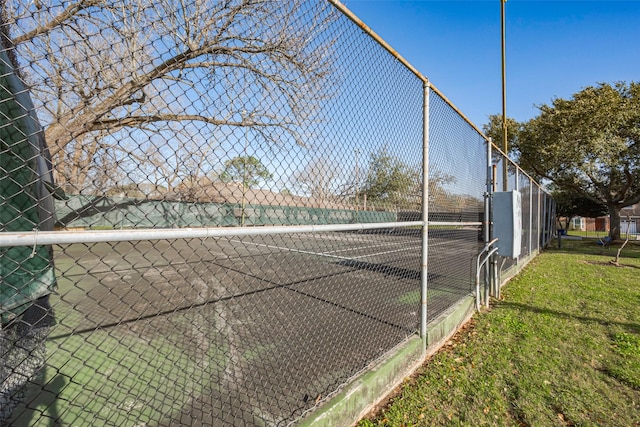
[[229, 239, 353, 261], [229, 239, 421, 262], [319, 238, 467, 253], [428, 241, 462, 247], [352, 246, 421, 259], [324, 240, 408, 254], [287, 231, 422, 255]]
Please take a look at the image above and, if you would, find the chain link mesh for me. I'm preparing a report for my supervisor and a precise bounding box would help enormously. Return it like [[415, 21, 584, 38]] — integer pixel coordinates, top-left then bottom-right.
[[427, 89, 486, 320], [1, 1, 555, 425]]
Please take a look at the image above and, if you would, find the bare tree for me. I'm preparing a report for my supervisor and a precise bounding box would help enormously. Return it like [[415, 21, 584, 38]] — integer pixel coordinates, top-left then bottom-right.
[[140, 128, 221, 197], [612, 213, 633, 266], [292, 156, 341, 204], [5, 0, 338, 193]]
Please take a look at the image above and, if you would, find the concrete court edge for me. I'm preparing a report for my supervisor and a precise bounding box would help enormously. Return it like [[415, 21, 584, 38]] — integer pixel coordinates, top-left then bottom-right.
[[297, 249, 540, 427], [297, 296, 475, 427]]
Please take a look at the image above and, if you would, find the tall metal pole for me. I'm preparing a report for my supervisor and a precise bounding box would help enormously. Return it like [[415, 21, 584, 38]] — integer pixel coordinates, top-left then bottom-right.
[[420, 80, 430, 354], [485, 139, 492, 301], [241, 110, 248, 226], [501, 0, 508, 191], [354, 148, 360, 221]]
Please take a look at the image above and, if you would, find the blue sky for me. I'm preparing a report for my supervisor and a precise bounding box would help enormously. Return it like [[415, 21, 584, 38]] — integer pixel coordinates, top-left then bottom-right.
[[343, 0, 640, 128]]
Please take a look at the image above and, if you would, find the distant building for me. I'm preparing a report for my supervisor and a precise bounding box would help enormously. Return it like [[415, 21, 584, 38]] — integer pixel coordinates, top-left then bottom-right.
[[568, 202, 640, 235], [169, 179, 354, 210]]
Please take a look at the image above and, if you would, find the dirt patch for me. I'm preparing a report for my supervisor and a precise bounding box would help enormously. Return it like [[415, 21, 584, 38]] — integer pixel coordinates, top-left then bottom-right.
[[578, 260, 640, 269]]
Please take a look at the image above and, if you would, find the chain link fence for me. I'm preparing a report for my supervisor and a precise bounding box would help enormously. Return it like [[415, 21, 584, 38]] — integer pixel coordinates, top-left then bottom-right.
[[1, 0, 554, 425]]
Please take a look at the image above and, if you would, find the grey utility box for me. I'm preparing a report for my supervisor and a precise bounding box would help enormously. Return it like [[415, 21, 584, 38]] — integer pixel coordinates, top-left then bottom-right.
[[492, 191, 522, 258]]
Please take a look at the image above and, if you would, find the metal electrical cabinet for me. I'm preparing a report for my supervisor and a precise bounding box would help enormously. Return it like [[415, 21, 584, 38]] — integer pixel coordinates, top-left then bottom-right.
[[492, 191, 522, 258]]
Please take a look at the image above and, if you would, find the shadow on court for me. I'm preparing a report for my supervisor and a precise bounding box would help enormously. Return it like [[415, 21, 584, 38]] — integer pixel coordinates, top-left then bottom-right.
[[24, 230, 481, 426]]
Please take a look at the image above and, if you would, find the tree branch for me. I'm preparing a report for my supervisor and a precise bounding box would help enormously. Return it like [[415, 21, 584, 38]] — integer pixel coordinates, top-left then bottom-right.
[[12, 0, 102, 45], [91, 113, 297, 131]]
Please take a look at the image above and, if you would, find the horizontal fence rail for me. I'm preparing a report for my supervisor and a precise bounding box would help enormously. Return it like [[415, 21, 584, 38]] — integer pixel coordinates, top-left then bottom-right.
[[0, 222, 423, 247]]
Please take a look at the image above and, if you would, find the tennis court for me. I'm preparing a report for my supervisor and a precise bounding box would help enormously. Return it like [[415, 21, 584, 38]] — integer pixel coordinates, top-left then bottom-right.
[[10, 227, 480, 426]]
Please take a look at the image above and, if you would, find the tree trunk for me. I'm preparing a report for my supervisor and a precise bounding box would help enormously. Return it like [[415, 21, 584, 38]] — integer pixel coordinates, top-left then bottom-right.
[[609, 205, 621, 240]]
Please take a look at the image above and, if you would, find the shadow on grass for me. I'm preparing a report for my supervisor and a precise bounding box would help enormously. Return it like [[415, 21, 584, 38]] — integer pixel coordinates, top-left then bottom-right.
[[547, 237, 640, 259], [499, 301, 640, 335]]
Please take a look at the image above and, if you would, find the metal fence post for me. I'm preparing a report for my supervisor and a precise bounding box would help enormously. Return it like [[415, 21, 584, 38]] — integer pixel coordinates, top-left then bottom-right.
[[421, 80, 430, 354], [485, 141, 493, 245], [486, 139, 496, 298], [529, 179, 533, 256], [537, 184, 541, 251]]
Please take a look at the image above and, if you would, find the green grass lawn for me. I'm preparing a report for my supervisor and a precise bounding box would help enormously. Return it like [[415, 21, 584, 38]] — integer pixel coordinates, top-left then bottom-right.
[[358, 239, 640, 427]]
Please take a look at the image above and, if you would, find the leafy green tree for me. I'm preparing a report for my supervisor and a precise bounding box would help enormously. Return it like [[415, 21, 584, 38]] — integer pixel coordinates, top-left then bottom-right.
[[362, 148, 420, 210], [552, 188, 608, 232], [517, 82, 640, 240], [482, 114, 521, 157], [220, 156, 272, 189]]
